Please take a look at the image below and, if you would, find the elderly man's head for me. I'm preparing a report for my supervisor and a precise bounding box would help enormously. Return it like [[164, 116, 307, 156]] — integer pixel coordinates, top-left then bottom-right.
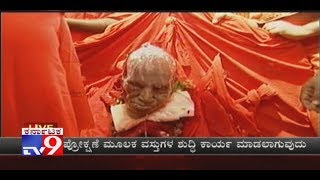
[[123, 44, 177, 118]]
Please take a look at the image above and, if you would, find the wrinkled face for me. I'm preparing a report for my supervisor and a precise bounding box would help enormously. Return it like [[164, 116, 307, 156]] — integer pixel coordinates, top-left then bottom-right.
[[123, 45, 175, 118]]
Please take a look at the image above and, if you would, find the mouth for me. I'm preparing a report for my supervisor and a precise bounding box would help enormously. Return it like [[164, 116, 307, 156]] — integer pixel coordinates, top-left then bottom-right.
[[131, 103, 155, 111], [127, 102, 158, 115]]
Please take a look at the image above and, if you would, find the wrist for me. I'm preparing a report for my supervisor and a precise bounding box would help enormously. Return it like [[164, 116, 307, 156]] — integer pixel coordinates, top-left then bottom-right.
[[280, 27, 312, 40]]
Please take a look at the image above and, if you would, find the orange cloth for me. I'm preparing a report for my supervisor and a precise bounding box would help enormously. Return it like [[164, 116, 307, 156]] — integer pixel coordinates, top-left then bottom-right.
[[2, 13, 317, 137], [70, 13, 317, 137], [240, 12, 319, 73], [265, 13, 319, 73], [64, 12, 135, 42], [2, 13, 94, 137]]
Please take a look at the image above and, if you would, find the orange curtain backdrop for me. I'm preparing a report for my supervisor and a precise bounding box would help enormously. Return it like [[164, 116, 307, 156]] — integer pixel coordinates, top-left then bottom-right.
[[2, 13, 94, 137], [69, 12, 317, 137]]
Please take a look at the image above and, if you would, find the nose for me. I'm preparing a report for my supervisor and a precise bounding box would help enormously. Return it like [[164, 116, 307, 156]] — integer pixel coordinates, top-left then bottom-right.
[[139, 88, 153, 103]]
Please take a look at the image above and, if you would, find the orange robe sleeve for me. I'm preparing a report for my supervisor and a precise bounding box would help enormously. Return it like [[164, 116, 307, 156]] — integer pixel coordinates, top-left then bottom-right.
[[2, 13, 94, 137]]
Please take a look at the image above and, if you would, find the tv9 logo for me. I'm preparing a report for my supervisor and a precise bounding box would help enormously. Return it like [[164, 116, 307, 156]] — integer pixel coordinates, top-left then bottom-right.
[[22, 128, 63, 156]]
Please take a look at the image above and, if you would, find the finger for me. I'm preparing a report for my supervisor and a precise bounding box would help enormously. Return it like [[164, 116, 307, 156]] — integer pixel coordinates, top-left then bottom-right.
[[247, 19, 259, 29], [268, 28, 281, 35], [263, 25, 274, 31], [249, 13, 262, 19], [212, 13, 232, 24], [264, 24, 277, 32], [222, 13, 234, 20], [262, 23, 272, 30]]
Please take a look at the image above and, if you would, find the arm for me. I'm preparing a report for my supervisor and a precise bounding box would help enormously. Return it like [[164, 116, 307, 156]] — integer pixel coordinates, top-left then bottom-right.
[[263, 20, 319, 40], [211, 12, 259, 28], [65, 18, 118, 33], [301, 20, 320, 38]]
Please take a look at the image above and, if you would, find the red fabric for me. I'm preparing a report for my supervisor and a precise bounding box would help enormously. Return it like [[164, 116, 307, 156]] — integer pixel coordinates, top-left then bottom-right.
[[70, 13, 317, 137], [64, 12, 135, 42], [2, 13, 94, 137], [2, 13, 318, 137]]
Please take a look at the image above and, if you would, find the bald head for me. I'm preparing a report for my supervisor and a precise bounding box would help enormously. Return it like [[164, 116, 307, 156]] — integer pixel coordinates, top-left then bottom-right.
[[123, 44, 177, 118]]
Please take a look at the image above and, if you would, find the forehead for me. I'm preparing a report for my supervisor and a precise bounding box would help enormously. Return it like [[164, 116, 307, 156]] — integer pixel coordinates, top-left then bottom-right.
[[127, 62, 172, 86], [127, 44, 175, 69], [126, 45, 175, 84], [128, 44, 170, 62]]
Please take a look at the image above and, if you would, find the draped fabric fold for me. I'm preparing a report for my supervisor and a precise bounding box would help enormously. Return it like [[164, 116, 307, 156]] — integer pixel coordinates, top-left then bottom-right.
[[2, 12, 318, 137], [68, 12, 317, 137], [71, 12, 317, 137]]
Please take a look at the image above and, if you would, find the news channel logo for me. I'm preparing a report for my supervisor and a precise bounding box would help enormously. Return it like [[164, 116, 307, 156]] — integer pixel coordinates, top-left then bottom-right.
[[21, 127, 63, 156]]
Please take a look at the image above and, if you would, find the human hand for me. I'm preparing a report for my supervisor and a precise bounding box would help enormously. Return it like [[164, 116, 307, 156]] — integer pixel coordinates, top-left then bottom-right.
[[263, 20, 309, 40], [212, 13, 258, 28], [211, 13, 235, 24]]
